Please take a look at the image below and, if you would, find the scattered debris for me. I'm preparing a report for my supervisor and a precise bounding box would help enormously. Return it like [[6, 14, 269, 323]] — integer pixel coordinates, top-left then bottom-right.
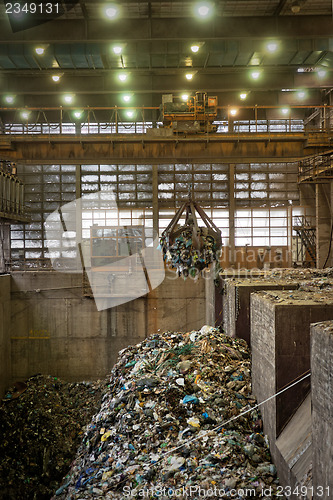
[[0, 375, 106, 500]]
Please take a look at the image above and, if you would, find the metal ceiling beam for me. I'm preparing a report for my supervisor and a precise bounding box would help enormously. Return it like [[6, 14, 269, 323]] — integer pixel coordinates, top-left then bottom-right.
[[0, 71, 330, 99], [1, 16, 332, 42], [274, 0, 289, 16]]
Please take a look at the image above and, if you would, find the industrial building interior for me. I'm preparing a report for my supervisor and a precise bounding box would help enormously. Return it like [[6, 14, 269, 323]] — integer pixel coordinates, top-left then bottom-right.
[[0, 0, 332, 498]]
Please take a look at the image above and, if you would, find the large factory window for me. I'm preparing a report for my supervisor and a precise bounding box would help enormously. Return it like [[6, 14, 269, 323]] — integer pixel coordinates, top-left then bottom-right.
[[9, 162, 300, 269]]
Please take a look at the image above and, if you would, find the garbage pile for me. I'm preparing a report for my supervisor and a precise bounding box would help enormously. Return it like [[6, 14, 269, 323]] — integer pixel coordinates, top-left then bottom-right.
[[159, 229, 219, 278], [0, 375, 106, 500], [54, 326, 280, 499]]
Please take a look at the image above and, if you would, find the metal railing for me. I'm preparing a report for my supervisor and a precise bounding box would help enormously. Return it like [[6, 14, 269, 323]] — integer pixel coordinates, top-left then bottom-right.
[[0, 105, 332, 136], [298, 152, 333, 182]]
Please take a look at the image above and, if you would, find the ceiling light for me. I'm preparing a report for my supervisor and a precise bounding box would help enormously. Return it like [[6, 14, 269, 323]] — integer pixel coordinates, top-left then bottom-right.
[[63, 94, 74, 104], [73, 110, 83, 119], [230, 108, 238, 116], [118, 73, 128, 82], [317, 69, 327, 78], [5, 95, 15, 104], [122, 94, 131, 102], [239, 92, 247, 100], [126, 110, 134, 118], [281, 107, 290, 115], [35, 47, 45, 55], [291, 0, 301, 13], [266, 41, 278, 53], [191, 45, 200, 53], [185, 73, 193, 80], [195, 2, 213, 18], [297, 90, 306, 99], [21, 110, 30, 120], [297, 67, 305, 73], [113, 46, 122, 55], [251, 70, 261, 80], [104, 4, 119, 19], [181, 94, 189, 101], [52, 75, 61, 82]]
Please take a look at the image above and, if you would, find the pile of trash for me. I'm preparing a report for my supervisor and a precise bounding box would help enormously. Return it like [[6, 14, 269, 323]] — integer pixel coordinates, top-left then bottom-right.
[[54, 326, 280, 499], [159, 229, 219, 278], [0, 375, 106, 500]]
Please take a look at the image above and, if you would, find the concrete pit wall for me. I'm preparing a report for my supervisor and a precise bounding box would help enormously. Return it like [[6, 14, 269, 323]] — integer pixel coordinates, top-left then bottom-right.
[[0, 275, 11, 398], [9, 269, 206, 385], [311, 321, 333, 499], [251, 290, 333, 446], [222, 278, 299, 345]]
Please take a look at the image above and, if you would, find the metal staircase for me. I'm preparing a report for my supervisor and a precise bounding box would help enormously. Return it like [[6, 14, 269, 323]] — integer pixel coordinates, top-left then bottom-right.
[[293, 216, 316, 266]]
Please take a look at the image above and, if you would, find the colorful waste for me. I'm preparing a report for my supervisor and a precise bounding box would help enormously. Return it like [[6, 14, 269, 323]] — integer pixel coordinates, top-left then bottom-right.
[[53, 326, 280, 499]]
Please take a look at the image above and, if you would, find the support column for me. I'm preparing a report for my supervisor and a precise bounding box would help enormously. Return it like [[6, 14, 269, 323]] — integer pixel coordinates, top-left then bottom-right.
[[311, 321, 333, 499], [228, 164, 235, 267], [75, 165, 83, 270], [152, 165, 158, 237], [299, 184, 316, 220], [316, 183, 331, 268]]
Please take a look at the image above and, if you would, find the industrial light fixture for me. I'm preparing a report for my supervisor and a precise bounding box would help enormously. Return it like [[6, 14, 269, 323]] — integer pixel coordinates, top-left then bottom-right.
[[73, 110, 83, 119], [5, 95, 15, 104], [297, 67, 305, 73], [251, 70, 261, 80], [63, 94, 74, 104], [266, 41, 279, 53], [52, 75, 61, 82], [229, 108, 238, 116], [185, 73, 194, 80], [297, 90, 306, 99], [104, 3, 119, 19], [181, 94, 189, 101], [191, 45, 200, 53], [317, 68, 327, 78], [35, 46, 46, 55], [122, 94, 132, 102], [291, 0, 301, 13], [194, 1, 213, 18], [113, 45, 122, 55], [239, 92, 247, 100], [126, 110, 135, 118], [20, 110, 30, 120], [118, 73, 128, 82], [281, 107, 290, 115]]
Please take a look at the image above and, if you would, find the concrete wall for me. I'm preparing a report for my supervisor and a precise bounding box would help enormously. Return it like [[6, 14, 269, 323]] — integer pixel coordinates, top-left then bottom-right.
[[251, 290, 333, 446], [311, 321, 333, 499], [0, 274, 11, 397], [222, 279, 299, 345], [275, 395, 312, 500], [9, 269, 206, 383]]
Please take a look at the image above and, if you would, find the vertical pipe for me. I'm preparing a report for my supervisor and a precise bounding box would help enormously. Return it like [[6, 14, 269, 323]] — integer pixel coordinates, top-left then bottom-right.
[[75, 164, 82, 271], [287, 205, 293, 267], [229, 164, 235, 268], [20, 181, 24, 214], [0, 174, 3, 212], [152, 164, 158, 237]]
